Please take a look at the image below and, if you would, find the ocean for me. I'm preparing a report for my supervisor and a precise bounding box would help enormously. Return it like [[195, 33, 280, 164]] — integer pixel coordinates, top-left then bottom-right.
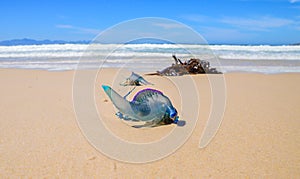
[[0, 43, 299, 73]]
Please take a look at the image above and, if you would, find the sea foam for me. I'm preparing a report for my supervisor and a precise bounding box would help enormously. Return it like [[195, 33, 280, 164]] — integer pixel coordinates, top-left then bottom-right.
[[0, 44, 299, 73]]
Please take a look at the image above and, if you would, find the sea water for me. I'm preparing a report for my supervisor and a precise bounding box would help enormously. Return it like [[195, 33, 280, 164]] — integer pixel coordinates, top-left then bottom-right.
[[0, 43, 299, 73]]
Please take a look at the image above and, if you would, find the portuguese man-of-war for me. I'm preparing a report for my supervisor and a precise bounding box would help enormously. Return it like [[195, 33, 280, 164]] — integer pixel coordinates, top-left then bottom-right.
[[120, 72, 153, 86], [102, 85, 179, 127]]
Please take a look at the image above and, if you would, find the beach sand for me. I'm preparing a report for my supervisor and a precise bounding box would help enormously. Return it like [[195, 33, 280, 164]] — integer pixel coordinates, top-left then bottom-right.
[[0, 69, 299, 178]]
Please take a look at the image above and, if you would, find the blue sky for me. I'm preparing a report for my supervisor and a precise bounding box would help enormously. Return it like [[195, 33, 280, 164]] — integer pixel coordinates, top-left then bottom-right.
[[1, 0, 300, 44]]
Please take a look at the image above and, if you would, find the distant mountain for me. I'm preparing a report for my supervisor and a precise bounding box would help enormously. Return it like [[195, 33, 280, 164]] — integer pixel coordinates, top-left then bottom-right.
[[290, 43, 300, 46], [1, 38, 296, 46], [0, 38, 90, 46]]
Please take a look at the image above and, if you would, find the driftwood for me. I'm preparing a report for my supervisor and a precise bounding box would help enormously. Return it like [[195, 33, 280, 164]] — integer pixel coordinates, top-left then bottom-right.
[[147, 55, 222, 76]]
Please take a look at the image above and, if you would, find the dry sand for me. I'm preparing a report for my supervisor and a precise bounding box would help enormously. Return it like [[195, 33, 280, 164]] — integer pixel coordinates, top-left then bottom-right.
[[0, 69, 299, 178]]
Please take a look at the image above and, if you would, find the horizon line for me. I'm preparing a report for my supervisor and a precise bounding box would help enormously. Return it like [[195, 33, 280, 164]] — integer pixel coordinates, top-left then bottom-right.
[[0, 38, 299, 46]]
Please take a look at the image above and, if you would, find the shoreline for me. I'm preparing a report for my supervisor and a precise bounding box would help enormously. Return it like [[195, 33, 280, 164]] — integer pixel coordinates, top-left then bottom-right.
[[2, 67, 300, 75]]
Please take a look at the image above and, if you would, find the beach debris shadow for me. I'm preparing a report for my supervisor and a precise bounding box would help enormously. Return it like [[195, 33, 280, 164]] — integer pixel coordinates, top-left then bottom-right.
[[132, 120, 186, 128], [176, 120, 186, 127]]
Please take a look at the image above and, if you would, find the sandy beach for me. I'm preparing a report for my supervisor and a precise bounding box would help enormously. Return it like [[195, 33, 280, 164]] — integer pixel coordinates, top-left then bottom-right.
[[0, 69, 299, 178]]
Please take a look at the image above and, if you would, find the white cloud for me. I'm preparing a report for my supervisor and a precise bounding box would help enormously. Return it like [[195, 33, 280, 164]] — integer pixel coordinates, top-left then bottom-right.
[[290, 0, 300, 3], [183, 13, 300, 33], [220, 16, 293, 31], [199, 26, 256, 43], [56, 24, 101, 35]]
